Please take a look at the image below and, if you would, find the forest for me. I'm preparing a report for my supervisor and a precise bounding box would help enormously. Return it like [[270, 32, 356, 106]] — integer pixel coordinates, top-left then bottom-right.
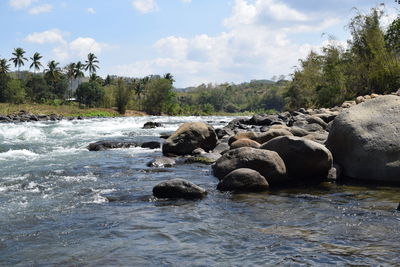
[[0, 7, 400, 115]]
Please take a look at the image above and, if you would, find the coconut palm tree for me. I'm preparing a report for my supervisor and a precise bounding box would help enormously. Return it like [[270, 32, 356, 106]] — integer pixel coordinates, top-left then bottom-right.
[[84, 53, 99, 75], [65, 63, 76, 99], [74, 61, 85, 87], [29, 52, 43, 73], [9, 48, 28, 78], [44, 60, 61, 85], [164, 73, 175, 83], [0, 59, 10, 74], [133, 78, 148, 111]]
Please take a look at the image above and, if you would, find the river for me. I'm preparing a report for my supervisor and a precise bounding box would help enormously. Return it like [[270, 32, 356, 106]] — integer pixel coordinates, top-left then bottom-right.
[[0, 116, 399, 266]]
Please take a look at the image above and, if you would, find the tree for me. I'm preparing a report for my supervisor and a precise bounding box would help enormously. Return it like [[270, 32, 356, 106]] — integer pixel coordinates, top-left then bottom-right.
[[65, 63, 76, 98], [163, 73, 175, 83], [132, 78, 145, 110], [74, 61, 85, 86], [385, 17, 400, 56], [9, 48, 28, 78], [115, 79, 131, 114], [29, 52, 43, 73], [25, 75, 52, 102], [0, 73, 10, 102], [76, 81, 105, 107], [0, 59, 10, 74], [143, 78, 175, 115], [44, 60, 61, 85], [84, 53, 99, 75], [4, 79, 25, 104]]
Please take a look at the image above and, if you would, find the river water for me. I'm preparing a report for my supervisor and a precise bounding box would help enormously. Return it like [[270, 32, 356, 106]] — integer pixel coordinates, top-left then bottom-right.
[[0, 116, 399, 266]]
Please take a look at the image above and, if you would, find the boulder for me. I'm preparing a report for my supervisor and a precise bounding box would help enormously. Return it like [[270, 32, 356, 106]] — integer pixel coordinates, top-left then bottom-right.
[[261, 136, 332, 181], [228, 132, 258, 145], [397, 203, 400, 211], [213, 142, 230, 154], [141, 141, 161, 149], [212, 147, 287, 185], [217, 168, 269, 192], [147, 157, 176, 168], [255, 129, 293, 144], [230, 138, 260, 149], [326, 95, 400, 182], [215, 127, 234, 139], [143, 122, 162, 129], [162, 122, 218, 156], [288, 127, 310, 137], [88, 140, 137, 151], [153, 178, 207, 199]]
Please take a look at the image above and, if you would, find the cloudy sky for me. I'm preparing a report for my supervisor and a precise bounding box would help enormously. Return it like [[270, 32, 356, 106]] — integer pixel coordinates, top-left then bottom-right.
[[0, 0, 398, 87]]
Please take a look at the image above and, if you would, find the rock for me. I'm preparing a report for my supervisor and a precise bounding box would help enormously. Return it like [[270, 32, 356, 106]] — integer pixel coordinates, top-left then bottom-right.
[[0, 116, 11, 122], [327, 164, 343, 181], [288, 127, 310, 137], [397, 203, 400, 211], [212, 147, 287, 185], [326, 95, 400, 183], [230, 138, 260, 149], [213, 142, 230, 154], [88, 140, 137, 151], [153, 178, 207, 199], [261, 136, 332, 182], [143, 121, 162, 129], [217, 168, 269, 192], [141, 141, 161, 149], [159, 132, 172, 139], [304, 123, 325, 132], [147, 157, 176, 168], [184, 155, 217, 165], [162, 122, 218, 156], [215, 127, 234, 139], [255, 129, 293, 144], [192, 148, 206, 155], [306, 116, 328, 129], [228, 132, 258, 145], [247, 114, 279, 126]]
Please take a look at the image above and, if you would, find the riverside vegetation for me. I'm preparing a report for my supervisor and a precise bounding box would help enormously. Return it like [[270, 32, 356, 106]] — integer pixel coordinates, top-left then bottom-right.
[[1, 8, 400, 117]]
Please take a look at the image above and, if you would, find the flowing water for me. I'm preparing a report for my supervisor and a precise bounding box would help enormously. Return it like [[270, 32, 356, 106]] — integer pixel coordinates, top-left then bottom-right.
[[0, 116, 399, 266]]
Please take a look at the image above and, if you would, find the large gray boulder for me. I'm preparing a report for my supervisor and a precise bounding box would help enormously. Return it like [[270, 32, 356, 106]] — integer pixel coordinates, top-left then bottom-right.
[[153, 179, 207, 199], [212, 147, 287, 185], [162, 122, 218, 156], [326, 95, 400, 182], [217, 168, 269, 192], [261, 136, 332, 181]]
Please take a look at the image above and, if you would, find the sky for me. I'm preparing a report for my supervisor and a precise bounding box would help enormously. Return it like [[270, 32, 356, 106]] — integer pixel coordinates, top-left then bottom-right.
[[0, 0, 399, 87]]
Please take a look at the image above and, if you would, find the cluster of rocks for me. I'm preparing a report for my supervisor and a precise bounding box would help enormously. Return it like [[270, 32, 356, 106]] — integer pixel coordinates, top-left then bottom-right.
[[0, 110, 95, 123], [151, 95, 400, 200]]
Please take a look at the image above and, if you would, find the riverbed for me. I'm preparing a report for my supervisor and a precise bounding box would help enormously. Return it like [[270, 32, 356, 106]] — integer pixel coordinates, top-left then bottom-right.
[[0, 116, 399, 266]]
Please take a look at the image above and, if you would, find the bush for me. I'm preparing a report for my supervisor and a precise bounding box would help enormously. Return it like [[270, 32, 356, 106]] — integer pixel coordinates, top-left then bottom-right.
[[76, 81, 105, 108], [4, 79, 25, 104]]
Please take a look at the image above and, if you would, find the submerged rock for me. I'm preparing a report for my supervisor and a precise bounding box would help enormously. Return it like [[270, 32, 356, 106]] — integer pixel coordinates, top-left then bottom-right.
[[152, 178, 207, 199], [213, 147, 287, 185], [162, 122, 218, 156], [217, 168, 269, 192], [326, 95, 400, 183], [88, 140, 137, 151], [147, 157, 176, 168], [141, 141, 161, 149], [143, 121, 162, 129]]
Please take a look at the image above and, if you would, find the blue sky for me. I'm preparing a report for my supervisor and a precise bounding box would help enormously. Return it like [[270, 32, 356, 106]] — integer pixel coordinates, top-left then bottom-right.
[[0, 0, 398, 87]]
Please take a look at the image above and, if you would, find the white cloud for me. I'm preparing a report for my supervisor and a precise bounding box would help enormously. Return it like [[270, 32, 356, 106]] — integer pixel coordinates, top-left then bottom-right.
[[24, 29, 109, 62], [181, 0, 192, 3], [9, 0, 37, 9], [113, 0, 340, 87], [25, 29, 66, 44], [29, 4, 53, 15], [132, 0, 158, 14], [86, 7, 96, 14]]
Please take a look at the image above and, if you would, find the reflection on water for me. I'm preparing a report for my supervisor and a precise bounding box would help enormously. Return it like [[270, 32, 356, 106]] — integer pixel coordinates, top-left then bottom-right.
[[0, 116, 399, 266]]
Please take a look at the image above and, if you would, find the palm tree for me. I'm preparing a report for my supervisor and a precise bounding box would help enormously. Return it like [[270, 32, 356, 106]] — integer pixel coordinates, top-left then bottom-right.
[[9, 48, 28, 78], [84, 53, 99, 75], [133, 78, 148, 111], [44, 60, 61, 84], [74, 61, 85, 87], [0, 59, 10, 74], [29, 52, 43, 73], [65, 63, 76, 99]]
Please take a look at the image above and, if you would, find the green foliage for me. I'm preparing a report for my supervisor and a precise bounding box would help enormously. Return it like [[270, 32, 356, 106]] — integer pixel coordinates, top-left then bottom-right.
[[115, 79, 131, 114], [76, 81, 105, 108], [25, 75, 53, 102], [4, 79, 25, 104], [143, 79, 175, 115], [0, 74, 10, 102]]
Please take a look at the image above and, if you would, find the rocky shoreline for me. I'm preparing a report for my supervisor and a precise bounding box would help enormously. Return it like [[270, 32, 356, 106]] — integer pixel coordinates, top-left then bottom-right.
[[0, 110, 94, 123]]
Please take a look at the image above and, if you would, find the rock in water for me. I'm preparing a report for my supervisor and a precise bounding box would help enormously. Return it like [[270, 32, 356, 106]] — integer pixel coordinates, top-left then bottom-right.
[[162, 122, 217, 156], [152, 178, 207, 199], [326, 95, 400, 182], [217, 168, 269, 192], [261, 136, 332, 182], [147, 157, 176, 168], [212, 147, 287, 186], [88, 140, 137, 151], [143, 122, 162, 129]]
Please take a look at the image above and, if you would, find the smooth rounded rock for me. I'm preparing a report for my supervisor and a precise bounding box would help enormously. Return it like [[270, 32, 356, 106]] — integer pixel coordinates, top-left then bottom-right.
[[217, 168, 269, 192], [255, 129, 293, 144], [162, 122, 218, 156], [147, 157, 176, 168], [230, 138, 260, 149], [261, 136, 332, 181], [326, 95, 400, 182], [212, 147, 287, 185], [152, 178, 207, 199]]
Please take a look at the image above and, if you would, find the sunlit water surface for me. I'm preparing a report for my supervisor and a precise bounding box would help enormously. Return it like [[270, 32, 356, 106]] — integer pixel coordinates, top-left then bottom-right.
[[0, 116, 399, 266]]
